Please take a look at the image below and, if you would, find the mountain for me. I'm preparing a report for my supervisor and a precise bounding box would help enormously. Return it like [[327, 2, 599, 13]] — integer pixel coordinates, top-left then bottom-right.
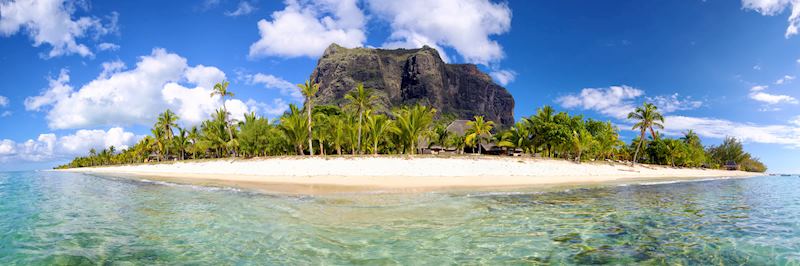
[[308, 43, 516, 127]]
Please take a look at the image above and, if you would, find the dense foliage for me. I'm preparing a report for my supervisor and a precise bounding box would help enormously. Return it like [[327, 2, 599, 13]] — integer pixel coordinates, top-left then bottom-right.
[[55, 81, 767, 173]]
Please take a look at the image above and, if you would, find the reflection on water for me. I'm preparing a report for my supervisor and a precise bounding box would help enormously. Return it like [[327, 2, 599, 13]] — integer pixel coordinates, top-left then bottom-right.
[[0, 171, 798, 264]]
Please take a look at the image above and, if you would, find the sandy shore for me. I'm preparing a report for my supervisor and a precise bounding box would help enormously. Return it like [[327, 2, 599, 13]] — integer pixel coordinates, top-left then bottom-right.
[[57, 156, 762, 194]]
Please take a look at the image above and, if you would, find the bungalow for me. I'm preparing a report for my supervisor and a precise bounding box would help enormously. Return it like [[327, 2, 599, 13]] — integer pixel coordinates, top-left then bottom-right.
[[724, 161, 739, 171]]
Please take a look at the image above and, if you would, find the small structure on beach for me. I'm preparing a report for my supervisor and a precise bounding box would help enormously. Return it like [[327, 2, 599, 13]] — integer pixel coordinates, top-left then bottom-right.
[[724, 161, 739, 171]]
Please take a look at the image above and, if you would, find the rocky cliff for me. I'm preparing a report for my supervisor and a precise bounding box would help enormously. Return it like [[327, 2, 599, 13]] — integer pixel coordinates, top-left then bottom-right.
[[309, 43, 515, 127]]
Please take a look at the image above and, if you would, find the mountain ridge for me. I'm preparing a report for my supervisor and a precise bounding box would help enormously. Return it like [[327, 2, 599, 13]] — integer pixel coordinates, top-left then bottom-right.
[[308, 43, 515, 127]]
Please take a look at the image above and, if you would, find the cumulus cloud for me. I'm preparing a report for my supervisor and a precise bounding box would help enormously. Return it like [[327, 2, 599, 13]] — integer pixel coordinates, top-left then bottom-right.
[[556, 85, 645, 119], [248, 0, 366, 58], [742, 0, 800, 38], [242, 72, 302, 102], [245, 98, 290, 117], [664, 115, 800, 148], [0, 0, 118, 58], [25, 48, 276, 129], [368, 0, 512, 65], [490, 69, 516, 86], [0, 127, 141, 163], [225, 1, 256, 17], [0, 95, 8, 107], [748, 85, 798, 104]]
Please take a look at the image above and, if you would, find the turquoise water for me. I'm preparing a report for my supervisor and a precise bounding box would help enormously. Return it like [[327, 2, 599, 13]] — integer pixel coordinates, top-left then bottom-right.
[[0, 172, 798, 265]]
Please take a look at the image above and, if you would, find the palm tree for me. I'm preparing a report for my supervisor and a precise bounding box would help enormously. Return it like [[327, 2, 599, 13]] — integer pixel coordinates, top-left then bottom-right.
[[211, 81, 235, 152], [681, 130, 700, 146], [150, 128, 164, 161], [280, 104, 308, 155], [297, 80, 319, 155], [392, 104, 436, 154], [174, 128, 189, 160], [628, 102, 665, 166], [345, 83, 379, 154], [365, 111, 393, 155], [156, 109, 179, 160], [465, 116, 495, 155], [498, 122, 533, 154]]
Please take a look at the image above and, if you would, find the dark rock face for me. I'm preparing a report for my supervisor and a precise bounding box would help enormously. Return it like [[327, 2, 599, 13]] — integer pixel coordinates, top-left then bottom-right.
[[309, 43, 515, 127]]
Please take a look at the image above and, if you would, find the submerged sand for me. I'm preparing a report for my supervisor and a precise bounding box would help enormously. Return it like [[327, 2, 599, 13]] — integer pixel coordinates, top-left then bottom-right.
[[57, 156, 761, 194]]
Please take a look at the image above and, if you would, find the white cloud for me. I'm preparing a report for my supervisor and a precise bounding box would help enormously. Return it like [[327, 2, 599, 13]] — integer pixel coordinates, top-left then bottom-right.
[[97, 42, 120, 52], [0, 95, 8, 107], [751, 85, 769, 91], [24, 68, 73, 111], [184, 64, 226, 89], [748, 85, 798, 104], [368, 0, 512, 65], [490, 69, 516, 86], [248, 0, 366, 58], [750, 91, 799, 104], [664, 115, 800, 148], [25, 48, 277, 129], [0, 127, 141, 162], [556, 85, 645, 119], [0, 0, 118, 58], [646, 93, 704, 113], [242, 72, 302, 102], [753, 64, 762, 70], [790, 115, 800, 126], [99, 60, 126, 79], [742, 0, 800, 38], [775, 75, 796, 84], [225, 1, 256, 17], [246, 98, 290, 117], [1, 111, 11, 117], [0, 139, 15, 155]]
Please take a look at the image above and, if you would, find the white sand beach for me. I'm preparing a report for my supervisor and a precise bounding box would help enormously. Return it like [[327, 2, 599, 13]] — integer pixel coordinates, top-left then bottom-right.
[[57, 156, 762, 194]]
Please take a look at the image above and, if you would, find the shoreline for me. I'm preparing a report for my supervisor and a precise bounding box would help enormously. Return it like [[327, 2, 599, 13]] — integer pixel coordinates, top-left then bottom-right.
[[57, 156, 762, 194]]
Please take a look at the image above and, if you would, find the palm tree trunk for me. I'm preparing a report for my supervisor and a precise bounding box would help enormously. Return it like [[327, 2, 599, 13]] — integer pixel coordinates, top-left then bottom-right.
[[477, 139, 482, 155], [632, 130, 645, 166], [222, 103, 235, 157], [307, 102, 314, 156], [357, 109, 363, 155]]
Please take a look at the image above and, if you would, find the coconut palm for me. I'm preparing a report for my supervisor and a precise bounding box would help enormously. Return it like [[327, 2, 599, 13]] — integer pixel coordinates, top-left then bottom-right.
[[211, 81, 235, 149], [681, 130, 700, 146], [392, 104, 436, 154], [280, 104, 308, 155], [498, 122, 533, 154], [465, 116, 494, 155], [365, 111, 393, 155], [345, 83, 379, 154], [297, 80, 319, 155], [628, 102, 665, 166], [173, 128, 189, 160], [156, 109, 179, 159]]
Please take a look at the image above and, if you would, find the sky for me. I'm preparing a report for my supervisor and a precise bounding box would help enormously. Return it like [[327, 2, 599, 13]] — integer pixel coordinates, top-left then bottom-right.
[[0, 0, 799, 173]]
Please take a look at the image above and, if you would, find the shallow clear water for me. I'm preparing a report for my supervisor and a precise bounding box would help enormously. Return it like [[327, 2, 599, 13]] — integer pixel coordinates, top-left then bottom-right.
[[0, 171, 798, 265]]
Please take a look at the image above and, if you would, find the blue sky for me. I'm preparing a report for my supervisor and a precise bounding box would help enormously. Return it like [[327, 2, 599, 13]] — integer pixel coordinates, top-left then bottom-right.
[[1, 0, 799, 172]]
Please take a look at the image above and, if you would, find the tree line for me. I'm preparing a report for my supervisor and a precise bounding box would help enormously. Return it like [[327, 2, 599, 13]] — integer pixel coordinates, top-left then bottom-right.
[[55, 80, 767, 172]]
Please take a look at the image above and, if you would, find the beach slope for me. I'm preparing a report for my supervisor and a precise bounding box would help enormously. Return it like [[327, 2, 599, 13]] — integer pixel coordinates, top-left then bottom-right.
[[58, 156, 761, 193]]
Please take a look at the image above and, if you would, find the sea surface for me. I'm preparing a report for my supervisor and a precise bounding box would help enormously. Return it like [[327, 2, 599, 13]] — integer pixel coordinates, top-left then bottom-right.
[[0, 171, 798, 265]]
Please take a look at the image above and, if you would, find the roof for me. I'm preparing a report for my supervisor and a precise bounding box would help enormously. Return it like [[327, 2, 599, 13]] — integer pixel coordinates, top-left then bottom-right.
[[446, 120, 470, 136]]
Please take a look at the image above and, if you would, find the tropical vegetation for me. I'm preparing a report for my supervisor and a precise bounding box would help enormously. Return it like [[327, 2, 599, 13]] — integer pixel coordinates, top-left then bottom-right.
[[55, 82, 766, 173]]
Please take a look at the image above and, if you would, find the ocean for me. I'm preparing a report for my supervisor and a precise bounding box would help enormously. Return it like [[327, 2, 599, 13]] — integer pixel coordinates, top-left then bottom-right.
[[0, 171, 797, 264]]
